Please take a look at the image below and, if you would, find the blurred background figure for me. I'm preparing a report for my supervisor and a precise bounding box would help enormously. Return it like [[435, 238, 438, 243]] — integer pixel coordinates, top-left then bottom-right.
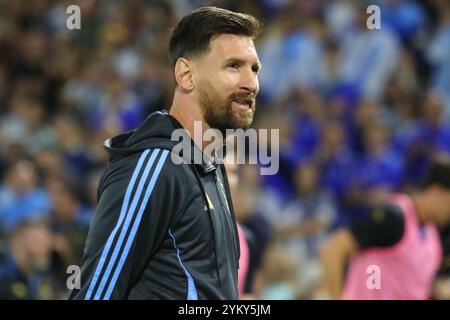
[[46, 176, 92, 292], [1, 0, 450, 299], [320, 157, 450, 299], [0, 160, 51, 234], [0, 220, 53, 299], [253, 244, 300, 300], [265, 160, 336, 298]]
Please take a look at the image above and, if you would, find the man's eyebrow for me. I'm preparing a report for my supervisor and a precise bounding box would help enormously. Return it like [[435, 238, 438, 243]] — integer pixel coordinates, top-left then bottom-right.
[[224, 58, 261, 70]]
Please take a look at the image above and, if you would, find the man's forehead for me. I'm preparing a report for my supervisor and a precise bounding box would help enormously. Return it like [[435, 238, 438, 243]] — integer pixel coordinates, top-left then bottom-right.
[[208, 34, 259, 61]]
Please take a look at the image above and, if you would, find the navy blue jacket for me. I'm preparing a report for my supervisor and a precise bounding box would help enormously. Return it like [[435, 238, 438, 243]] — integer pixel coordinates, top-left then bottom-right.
[[69, 111, 239, 300]]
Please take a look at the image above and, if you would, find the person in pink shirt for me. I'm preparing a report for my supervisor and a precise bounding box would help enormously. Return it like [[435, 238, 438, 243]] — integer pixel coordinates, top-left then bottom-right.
[[320, 157, 450, 299], [237, 223, 250, 296]]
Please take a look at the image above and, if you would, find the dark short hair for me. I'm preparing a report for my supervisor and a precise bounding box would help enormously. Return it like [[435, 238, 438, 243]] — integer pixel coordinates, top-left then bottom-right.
[[423, 155, 450, 190], [169, 7, 262, 66]]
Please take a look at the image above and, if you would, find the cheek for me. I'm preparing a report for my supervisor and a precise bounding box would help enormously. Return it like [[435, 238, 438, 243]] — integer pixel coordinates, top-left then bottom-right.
[[219, 70, 240, 90], [202, 74, 232, 98]]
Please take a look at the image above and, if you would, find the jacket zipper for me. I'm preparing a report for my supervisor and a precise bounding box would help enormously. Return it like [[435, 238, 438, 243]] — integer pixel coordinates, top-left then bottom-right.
[[214, 172, 239, 270]]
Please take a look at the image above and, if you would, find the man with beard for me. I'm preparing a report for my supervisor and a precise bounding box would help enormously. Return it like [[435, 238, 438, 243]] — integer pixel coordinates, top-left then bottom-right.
[[70, 7, 261, 300]]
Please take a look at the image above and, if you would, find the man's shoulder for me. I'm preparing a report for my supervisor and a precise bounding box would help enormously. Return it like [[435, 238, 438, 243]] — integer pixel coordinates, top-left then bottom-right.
[[99, 148, 209, 213], [155, 150, 196, 182], [132, 147, 195, 179]]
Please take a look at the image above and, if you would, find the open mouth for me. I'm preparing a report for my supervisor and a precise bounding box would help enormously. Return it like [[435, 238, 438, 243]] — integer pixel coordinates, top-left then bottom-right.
[[231, 99, 252, 110]]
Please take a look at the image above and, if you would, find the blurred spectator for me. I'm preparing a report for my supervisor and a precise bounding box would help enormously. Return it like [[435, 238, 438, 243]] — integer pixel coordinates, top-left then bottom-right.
[[0, 160, 51, 233], [396, 91, 450, 187], [0, 220, 53, 299], [43, 177, 92, 298], [232, 165, 272, 295], [317, 119, 360, 228], [320, 157, 450, 299], [318, 119, 355, 199], [255, 111, 295, 203], [356, 119, 405, 201], [426, 0, 450, 118], [268, 161, 336, 297], [253, 245, 300, 299], [270, 161, 336, 252], [337, 3, 401, 100], [51, 114, 102, 188], [89, 70, 145, 134], [258, 5, 325, 103], [0, 93, 57, 156], [324, 0, 356, 42], [379, 0, 426, 44], [47, 177, 92, 266]]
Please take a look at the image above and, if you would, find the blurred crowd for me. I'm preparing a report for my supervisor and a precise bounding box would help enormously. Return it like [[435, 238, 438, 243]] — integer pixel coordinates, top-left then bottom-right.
[[1, 0, 450, 299]]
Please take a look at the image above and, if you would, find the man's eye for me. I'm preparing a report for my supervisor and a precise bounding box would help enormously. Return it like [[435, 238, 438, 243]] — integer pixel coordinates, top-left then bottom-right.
[[227, 63, 239, 69]]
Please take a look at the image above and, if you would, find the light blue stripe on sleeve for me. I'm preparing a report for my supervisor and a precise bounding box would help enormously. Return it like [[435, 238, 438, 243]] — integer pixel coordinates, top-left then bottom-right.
[[103, 149, 170, 299], [85, 149, 151, 300], [168, 229, 198, 300], [93, 149, 161, 299]]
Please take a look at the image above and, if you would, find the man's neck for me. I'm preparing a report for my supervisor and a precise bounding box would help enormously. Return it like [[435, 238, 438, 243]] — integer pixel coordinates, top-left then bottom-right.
[[169, 94, 223, 158]]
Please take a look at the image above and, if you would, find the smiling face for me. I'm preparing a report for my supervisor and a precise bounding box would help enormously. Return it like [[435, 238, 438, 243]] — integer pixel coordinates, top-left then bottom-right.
[[192, 34, 260, 134]]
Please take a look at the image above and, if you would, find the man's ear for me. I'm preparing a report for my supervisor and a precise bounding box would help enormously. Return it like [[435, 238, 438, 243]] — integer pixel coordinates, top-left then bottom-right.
[[174, 58, 194, 91]]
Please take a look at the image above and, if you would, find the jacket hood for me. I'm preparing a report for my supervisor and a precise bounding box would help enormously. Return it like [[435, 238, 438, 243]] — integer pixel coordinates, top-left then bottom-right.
[[103, 110, 183, 156], [103, 110, 218, 173]]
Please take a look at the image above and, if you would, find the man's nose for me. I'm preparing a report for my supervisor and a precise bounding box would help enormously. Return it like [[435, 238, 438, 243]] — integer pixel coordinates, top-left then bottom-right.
[[239, 68, 259, 95]]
